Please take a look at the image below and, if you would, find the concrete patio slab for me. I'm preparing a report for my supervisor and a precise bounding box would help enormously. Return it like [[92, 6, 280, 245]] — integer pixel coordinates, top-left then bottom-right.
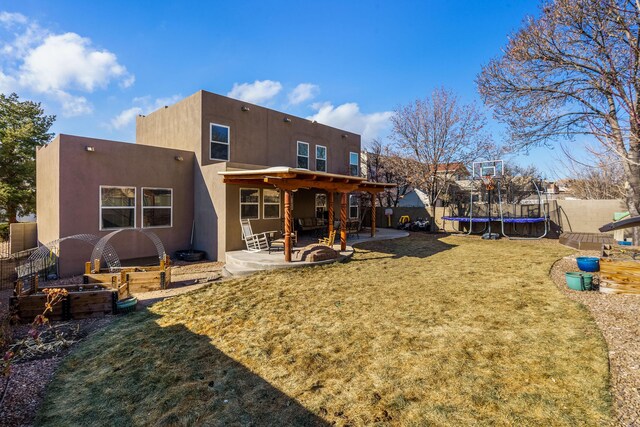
[[223, 228, 409, 276]]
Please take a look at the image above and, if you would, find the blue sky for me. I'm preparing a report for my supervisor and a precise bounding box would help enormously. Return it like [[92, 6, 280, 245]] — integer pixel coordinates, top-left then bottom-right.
[[0, 1, 576, 177]]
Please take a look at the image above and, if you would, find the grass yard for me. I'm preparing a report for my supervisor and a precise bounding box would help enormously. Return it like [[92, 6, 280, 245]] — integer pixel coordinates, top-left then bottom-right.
[[36, 234, 612, 426]]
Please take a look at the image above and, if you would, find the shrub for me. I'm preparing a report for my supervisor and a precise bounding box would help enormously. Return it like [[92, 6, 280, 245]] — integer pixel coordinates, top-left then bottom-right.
[[0, 223, 8, 241]]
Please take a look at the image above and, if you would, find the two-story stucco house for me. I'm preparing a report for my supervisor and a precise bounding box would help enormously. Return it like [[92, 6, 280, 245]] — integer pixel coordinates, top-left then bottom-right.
[[36, 91, 389, 275]]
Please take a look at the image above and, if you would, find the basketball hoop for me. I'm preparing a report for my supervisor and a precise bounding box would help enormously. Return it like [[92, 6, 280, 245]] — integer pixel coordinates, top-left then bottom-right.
[[482, 175, 495, 191]]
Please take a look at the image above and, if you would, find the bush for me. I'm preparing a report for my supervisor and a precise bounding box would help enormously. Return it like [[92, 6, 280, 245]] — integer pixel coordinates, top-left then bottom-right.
[[0, 223, 8, 241]]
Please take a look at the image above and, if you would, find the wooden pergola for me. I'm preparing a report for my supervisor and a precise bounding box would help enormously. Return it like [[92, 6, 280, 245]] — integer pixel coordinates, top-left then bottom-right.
[[220, 167, 394, 262]]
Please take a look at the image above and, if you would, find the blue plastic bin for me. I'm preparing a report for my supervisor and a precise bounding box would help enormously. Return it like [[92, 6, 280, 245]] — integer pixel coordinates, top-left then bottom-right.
[[576, 256, 600, 272]]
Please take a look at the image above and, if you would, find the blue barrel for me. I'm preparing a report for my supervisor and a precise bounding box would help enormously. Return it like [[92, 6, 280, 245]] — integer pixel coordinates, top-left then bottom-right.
[[576, 257, 600, 272]]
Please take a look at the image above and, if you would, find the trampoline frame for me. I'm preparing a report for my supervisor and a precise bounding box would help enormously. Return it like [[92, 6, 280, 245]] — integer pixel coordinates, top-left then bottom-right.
[[443, 178, 549, 240]]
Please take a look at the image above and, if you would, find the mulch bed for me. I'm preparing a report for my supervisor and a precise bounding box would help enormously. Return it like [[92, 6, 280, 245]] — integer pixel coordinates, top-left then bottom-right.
[[550, 256, 640, 426], [0, 317, 113, 427]]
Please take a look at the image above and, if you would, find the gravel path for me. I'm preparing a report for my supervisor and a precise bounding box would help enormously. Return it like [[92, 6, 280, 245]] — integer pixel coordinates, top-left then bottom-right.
[[550, 256, 640, 426]]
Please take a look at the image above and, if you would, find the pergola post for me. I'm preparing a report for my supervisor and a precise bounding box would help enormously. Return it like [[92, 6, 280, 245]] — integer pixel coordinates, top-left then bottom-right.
[[327, 192, 334, 235], [340, 192, 347, 251], [284, 189, 292, 262], [370, 192, 376, 237]]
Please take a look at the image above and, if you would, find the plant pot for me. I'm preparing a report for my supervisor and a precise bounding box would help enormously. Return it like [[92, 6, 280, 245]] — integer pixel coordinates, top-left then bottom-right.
[[175, 249, 206, 262], [116, 297, 138, 314], [565, 272, 593, 291], [576, 257, 600, 272]]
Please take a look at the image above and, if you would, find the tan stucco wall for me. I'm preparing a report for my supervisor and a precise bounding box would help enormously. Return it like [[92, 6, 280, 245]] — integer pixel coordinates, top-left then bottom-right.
[[225, 183, 284, 252], [554, 199, 625, 233], [36, 137, 60, 244], [135, 91, 362, 260], [136, 91, 202, 153], [48, 135, 195, 276], [199, 91, 361, 174]]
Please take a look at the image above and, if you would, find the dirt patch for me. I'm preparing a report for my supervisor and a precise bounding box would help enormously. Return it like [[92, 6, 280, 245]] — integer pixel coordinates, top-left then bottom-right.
[[550, 256, 640, 426], [0, 316, 113, 427]]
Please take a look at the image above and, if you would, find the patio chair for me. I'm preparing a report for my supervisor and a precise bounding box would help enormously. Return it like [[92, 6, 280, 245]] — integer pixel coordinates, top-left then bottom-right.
[[347, 219, 361, 238], [318, 230, 336, 247], [241, 219, 275, 252]]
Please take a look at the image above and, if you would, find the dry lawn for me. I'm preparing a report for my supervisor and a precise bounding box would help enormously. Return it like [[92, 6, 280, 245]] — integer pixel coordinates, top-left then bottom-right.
[[36, 234, 612, 426]]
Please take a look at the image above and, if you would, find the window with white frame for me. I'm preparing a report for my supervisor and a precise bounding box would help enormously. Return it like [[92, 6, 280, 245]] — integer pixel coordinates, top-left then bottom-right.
[[349, 152, 359, 176], [240, 188, 260, 219], [316, 145, 327, 172], [142, 188, 172, 228], [263, 188, 281, 219], [349, 194, 359, 219], [100, 186, 135, 230], [210, 123, 230, 161], [315, 193, 327, 218], [297, 141, 309, 169]]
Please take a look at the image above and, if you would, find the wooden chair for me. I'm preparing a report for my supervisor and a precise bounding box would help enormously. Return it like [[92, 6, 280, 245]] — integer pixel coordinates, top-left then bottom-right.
[[241, 219, 274, 252], [318, 230, 336, 247]]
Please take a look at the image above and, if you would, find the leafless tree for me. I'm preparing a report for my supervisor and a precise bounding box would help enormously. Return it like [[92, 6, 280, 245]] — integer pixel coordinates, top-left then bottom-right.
[[390, 87, 492, 229], [501, 164, 546, 203], [363, 140, 411, 207], [477, 0, 640, 233], [557, 145, 626, 199]]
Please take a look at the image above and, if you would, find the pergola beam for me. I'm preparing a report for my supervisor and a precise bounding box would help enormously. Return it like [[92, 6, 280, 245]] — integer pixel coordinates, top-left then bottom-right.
[[264, 177, 360, 193]]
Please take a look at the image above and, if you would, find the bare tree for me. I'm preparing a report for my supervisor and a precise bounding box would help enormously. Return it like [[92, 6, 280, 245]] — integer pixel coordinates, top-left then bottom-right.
[[477, 0, 640, 231], [390, 87, 492, 229], [364, 140, 411, 207], [558, 146, 626, 199], [501, 164, 546, 203]]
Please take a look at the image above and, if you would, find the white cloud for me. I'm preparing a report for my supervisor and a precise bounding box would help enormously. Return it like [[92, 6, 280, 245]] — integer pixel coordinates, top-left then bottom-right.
[[0, 70, 16, 94], [307, 102, 392, 142], [110, 106, 143, 129], [288, 83, 319, 105], [227, 80, 282, 104], [0, 11, 27, 26], [110, 94, 182, 130], [0, 12, 133, 116], [19, 33, 132, 93], [56, 91, 93, 117]]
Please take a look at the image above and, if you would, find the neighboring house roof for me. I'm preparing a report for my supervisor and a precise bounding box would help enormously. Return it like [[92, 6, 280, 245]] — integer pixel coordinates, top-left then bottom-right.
[[432, 162, 468, 174]]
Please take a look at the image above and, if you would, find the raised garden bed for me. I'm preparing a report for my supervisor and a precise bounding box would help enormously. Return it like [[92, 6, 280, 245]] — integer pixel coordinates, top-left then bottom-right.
[[83, 255, 171, 293], [10, 283, 118, 322]]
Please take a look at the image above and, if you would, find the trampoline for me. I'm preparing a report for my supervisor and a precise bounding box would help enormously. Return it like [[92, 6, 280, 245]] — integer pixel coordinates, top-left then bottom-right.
[[442, 216, 547, 224], [441, 160, 550, 240]]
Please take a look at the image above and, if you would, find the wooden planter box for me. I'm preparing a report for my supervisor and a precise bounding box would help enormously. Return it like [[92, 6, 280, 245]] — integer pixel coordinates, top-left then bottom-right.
[[84, 267, 170, 294], [10, 284, 117, 322], [599, 258, 640, 295]]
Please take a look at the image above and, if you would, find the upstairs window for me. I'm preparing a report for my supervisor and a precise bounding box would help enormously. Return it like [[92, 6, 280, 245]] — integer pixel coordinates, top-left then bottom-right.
[[210, 123, 230, 161], [349, 152, 359, 176], [316, 145, 327, 172], [297, 141, 309, 169], [142, 188, 172, 228], [240, 188, 260, 219], [263, 189, 281, 219], [349, 194, 359, 219], [100, 186, 135, 230]]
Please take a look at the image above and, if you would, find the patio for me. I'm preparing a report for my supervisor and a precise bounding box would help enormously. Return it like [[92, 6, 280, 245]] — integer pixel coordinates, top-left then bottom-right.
[[220, 167, 395, 263], [223, 227, 409, 276]]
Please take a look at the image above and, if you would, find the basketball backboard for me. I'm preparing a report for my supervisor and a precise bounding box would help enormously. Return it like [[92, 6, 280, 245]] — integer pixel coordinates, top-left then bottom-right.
[[472, 160, 504, 179]]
